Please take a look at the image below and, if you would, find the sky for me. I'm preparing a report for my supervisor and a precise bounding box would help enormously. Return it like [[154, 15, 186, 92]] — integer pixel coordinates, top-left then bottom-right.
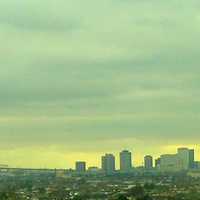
[[0, 0, 200, 168]]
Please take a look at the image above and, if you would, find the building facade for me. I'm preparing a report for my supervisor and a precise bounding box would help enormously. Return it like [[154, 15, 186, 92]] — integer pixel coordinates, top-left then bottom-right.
[[160, 154, 182, 171], [159, 148, 195, 171], [75, 161, 86, 173], [177, 148, 194, 170], [144, 155, 153, 169], [155, 158, 161, 169], [101, 154, 115, 174], [189, 149, 195, 169], [120, 150, 132, 173]]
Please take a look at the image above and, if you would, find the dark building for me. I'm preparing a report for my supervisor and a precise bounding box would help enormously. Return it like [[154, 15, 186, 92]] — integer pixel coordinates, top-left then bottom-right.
[[75, 161, 86, 173], [155, 158, 161, 169], [189, 149, 195, 169], [144, 155, 153, 169]]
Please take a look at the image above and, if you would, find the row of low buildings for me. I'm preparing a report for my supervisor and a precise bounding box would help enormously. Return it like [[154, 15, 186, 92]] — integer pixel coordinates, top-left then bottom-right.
[[75, 147, 200, 174]]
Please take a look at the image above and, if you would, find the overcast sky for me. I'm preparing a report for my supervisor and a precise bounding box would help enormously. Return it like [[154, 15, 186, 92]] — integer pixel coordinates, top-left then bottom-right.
[[0, 0, 200, 168]]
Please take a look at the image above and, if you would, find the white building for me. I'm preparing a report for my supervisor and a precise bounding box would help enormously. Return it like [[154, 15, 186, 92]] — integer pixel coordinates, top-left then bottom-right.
[[177, 148, 194, 170], [159, 147, 195, 171], [160, 154, 182, 171]]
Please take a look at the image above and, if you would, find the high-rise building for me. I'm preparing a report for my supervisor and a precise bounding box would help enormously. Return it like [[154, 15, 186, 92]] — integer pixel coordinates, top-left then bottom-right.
[[144, 155, 153, 169], [177, 147, 194, 170], [120, 150, 132, 173], [101, 154, 115, 174], [75, 161, 86, 173], [189, 149, 195, 169]]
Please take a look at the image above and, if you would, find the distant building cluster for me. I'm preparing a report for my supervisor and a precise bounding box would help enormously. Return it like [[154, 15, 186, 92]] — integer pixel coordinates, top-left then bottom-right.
[[74, 147, 200, 174], [156, 148, 195, 171]]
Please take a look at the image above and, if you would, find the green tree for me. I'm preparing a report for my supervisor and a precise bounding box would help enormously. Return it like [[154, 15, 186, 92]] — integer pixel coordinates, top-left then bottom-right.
[[129, 184, 145, 198], [116, 194, 128, 200]]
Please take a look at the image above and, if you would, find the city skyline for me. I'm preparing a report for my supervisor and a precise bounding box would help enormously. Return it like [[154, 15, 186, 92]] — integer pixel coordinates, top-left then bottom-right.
[[1, 146, 200, 169], [74, 147, 197, 172], [0, 0, 200, 168]]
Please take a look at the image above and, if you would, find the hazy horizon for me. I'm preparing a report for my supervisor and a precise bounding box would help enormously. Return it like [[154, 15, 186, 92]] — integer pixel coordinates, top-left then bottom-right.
[[0, 0, 200, 168]]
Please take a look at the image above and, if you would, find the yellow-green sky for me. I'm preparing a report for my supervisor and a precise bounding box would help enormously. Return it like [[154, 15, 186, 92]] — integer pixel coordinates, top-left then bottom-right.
[[0, 0, 200, 168]]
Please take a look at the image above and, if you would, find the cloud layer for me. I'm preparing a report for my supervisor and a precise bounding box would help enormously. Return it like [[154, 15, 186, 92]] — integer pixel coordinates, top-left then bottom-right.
[[0, 0, 200, 168]]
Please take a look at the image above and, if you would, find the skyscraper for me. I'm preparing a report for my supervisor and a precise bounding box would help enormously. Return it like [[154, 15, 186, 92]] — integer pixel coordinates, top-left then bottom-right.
[[177, 148, 190, 170], [75, 161, 86, 173], [101, 154, 115, 174], [120, 150, 132, 173], [189, 149, 195, 169], [144, 155, 153, 169]]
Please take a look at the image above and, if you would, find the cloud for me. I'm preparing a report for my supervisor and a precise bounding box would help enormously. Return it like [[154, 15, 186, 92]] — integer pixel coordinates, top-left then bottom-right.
[[0, 0, 199, 167]]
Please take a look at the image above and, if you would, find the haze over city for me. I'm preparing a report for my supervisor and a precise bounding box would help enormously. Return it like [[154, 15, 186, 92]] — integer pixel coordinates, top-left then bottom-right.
[[0, 0, 200, 168]]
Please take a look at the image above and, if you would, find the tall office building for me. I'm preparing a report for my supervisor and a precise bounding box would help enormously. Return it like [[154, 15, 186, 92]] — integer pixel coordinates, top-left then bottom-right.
[[189, 149, 195, 169], [75, 161, 86, 173], [120, 150, 132, 172], [101, 154, 115, 174], [177, 147, 192, 170], [144, 155, 153, 169]]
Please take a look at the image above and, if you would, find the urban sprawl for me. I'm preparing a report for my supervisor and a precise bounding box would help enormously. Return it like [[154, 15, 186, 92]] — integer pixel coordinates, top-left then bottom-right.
[[1, 147, 200, 199]]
